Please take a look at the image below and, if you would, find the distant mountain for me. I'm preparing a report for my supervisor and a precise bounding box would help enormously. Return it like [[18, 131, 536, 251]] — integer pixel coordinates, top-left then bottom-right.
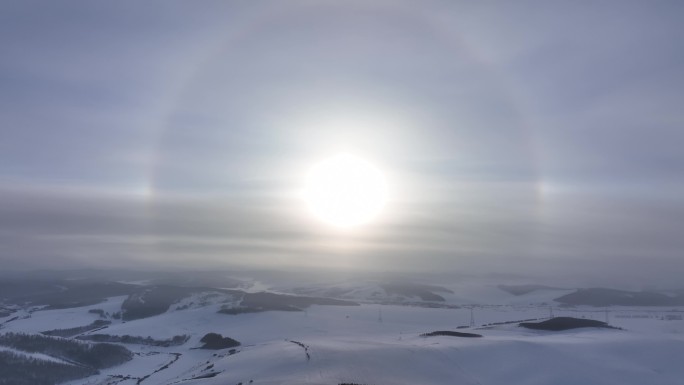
[[0, 279, 139, 309], [0, 276, 360, 322], [381, 282, 454, 301], [290, 280, 456, 304], [498, 284, 567, 296], [121, 285, 218, 321], [218, 291, 359, 315], [554, 288, 684, 306]]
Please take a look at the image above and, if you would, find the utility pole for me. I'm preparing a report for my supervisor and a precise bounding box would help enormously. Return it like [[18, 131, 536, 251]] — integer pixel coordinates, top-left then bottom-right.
[[605, 308, 609, 323], [549, 306, 554, 319], [469, 307, 475, 327], [378, 307, 383, 323]]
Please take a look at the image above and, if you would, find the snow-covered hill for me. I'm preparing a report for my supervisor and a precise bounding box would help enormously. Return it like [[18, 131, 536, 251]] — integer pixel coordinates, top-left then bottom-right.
[[2, 275, 684, 385]]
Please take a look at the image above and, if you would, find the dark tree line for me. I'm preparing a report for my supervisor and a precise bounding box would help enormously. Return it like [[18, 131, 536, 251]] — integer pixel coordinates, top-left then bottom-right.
[[199, 333, 240, 349], [41, 319, 111, 337], [77, 333, 189, 347], [0, 332, 133, 369], [88, 308, 107, 317], [0, 350, 97, 385]]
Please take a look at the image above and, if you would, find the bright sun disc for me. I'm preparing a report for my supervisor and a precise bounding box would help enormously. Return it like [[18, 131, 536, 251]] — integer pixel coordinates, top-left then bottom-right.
[[303, 154, 388, 228]]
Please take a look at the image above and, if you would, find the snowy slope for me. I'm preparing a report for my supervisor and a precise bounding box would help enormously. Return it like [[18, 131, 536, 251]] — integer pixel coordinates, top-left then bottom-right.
[[42, 301, 684, 385], [178, 331, 684, 385], [2, 279, 683, 385]]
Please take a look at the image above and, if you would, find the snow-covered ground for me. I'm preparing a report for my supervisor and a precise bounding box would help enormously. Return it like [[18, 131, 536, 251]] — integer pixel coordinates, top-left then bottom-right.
[[5, 301, 666, 385], [2, 282, 684, 385], [0, 296, 128, 335]]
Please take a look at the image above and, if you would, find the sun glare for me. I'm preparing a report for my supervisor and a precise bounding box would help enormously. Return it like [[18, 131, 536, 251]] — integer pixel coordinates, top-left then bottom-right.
[[303, 154, 388, 228]]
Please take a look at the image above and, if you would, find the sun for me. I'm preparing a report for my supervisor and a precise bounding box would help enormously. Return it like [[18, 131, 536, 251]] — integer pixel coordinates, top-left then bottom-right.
[[303, 154, 388, 228]]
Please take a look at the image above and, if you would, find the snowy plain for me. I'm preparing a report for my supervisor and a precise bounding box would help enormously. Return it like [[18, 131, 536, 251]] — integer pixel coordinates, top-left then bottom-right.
[[2, 283, 684, 385]]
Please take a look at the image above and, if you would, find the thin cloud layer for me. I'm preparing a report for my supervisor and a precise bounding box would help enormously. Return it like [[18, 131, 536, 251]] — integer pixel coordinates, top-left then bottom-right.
[[1, 1, 683, 284]]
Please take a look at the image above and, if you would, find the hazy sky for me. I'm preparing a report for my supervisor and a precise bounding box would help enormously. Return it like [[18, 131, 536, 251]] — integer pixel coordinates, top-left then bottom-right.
[[1, 1, 683, 283]]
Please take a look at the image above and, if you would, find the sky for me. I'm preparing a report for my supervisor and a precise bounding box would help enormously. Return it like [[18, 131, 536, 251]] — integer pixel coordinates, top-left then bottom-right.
[[1, 1, 683, 284]]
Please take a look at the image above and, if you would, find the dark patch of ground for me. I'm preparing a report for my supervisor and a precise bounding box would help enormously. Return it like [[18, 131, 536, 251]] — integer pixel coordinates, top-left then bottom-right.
[[421, 330, 483, 338], [519, 317, 619, 331], [199, 333, 240, 349]]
